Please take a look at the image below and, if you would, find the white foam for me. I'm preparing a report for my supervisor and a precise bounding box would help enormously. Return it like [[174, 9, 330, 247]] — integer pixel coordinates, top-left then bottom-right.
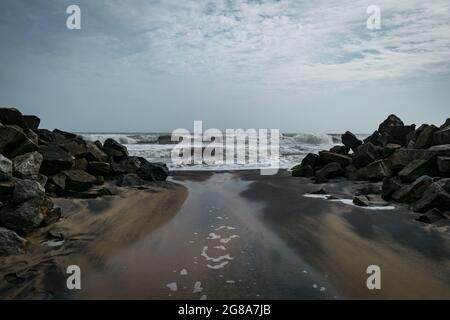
[[303, 194, 396, 210], [213, 245, 227, 251], [220, 235, 239, 244], [207, 261, 229, 269], [180, 269, 188, 276], [215, 226, 236, 231], [193, 281, 203, 293], [207, 233, 221, 240], [166, 282, 178, 292], [226, 280, 236, 284], [201, 246, 234, 263], [200, 295, 207, 300], [40, 239, 65, 247]]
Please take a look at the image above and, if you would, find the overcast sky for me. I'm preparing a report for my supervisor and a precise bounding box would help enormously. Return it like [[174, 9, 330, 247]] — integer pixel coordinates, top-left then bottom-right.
[[0, 0, 449, 133]]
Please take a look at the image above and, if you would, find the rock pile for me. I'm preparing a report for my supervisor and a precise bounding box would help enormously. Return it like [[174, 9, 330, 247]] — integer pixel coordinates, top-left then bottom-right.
[[292, 114, 450, 224], [0, 107, 169, 256]]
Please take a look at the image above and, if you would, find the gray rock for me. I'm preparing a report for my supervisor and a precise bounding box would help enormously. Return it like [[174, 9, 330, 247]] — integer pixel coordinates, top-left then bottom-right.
[[12, 151, 43, 178], [0, 227, 26, 256], [292, 164, 314, 177], [352, 143, 379, 169], [384, 125, 416, 146], [85, 142, 108, 162], [433, 125, 450, 145], [35, 129, 67, 144], [345, 164, 358, 180], [103, 138, 129, 161], [74, 158, 89, 171], [382, 176, 403, 200], [63, 169, 96, 192], [60, 140, 87, 158], [379, 143, 401, 158], [22, 115, 40, 129], [317, 151, 352, 167], [0, 107, 28, 129], [341, 131, 362, 152], [13, 179, 45, 204], [0, 125, 27, 154], [392, 176, 433, 203], [7, 135, 39, 159], [39, 145, 74, 175], [388, 148, 427, 172], [111, 157, 141, 174], [437, 156, 450, 175], [378, 114, 404, 133], [353, 195, 369, 207], [357, 160, 392, 181], [413, 182, 450, 213], [0, 197, 47, 233], [135, 158, 169, 181], [329, 145, 348, 155], [398, 159, 435, 182], [0, 154, 12, 181], [415, 125, 438, 149], [53, 128, 77, 140], [316, 162, 344, 179], [88, 161, 111, 176], [117, 173, 146, 187]]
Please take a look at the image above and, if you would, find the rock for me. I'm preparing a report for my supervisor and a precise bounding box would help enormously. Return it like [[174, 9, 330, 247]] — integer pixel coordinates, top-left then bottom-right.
[[398, 159, 435, 182], [53, 129, 77, 140], [63, 169, 96, 192], [382, 176, 403, 200], [376, 132, 396, 147], [48, 173, 66, 194], [85, 142, 108, 162], [341, 131, 362, 152], [392, 176, 433, 203], [352, 143, 379, 169], [94, 176, 105, 185], [416, 209, 447, 224], [0, 125, 27, 154], [13, 179, 45, 203], [437, 178, 450, 193], [315, 176, 329, 183], [378, 114, 404, 133], [316, 162, 344, 179], [353, 195, 369, 207], [364, 131, 380, 145], [60, 140, 87, 158], [439, 119, 450, 129], [0, 107, 28, 129], [415, 125, 438, 149], [35, 129, 67, 145], [413, 182, 450, 213], [12, 151, 43, 178], [292, 164, 314, 177], [329, 145, 348, 155], [300, 153, 318, 168], [0, 154, 12, 181], [437, 156, 450, 175], [345, 164, 358, 180], [87, 161, 111, 176], [103, 138, 129, 161], [356, 184, 382, 196], [425, 144, 450, 158], [135, 158, 169, 181], [379, 143, 401, 158], [388, 148, 427, 172], [0, 197, 50, 233], [317, 151, 352, 167], [22, 115, 40, 129], [6, 135, 38, 158], [311, 188, 327, 195], [383, 125, 415, 146], [434, 125, 450, 145], [111, 157, 141, 174], [74, 158, 88, 171], [0, 180, 16, 197], [43, 207, 61, 226], [117, 173, 146, 187], [39, 145, 74, 175], [357, 160, 392, 181], [0, 227, 26, 256]]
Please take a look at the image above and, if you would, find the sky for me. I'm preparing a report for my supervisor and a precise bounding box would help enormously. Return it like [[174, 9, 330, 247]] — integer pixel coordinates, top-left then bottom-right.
[[0, 0, 449, 133]]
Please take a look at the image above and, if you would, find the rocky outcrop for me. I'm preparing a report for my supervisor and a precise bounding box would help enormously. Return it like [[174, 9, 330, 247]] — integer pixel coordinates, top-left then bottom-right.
[[341, 131, 361, 152], [0, 227, 26, 256]]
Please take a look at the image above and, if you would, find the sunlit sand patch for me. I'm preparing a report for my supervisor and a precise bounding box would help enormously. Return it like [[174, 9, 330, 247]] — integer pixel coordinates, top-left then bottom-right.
[[166, 282, 178, 292], [303, 194, 395, 210], [193, 281, 203, 293]]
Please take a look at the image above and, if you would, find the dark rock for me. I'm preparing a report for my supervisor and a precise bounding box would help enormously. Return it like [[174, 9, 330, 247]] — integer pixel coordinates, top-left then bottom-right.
[[392, 176, 433, 203], [292, 164, 314, 177], [39, 145, 74, 175], [117, 173, 146, 187], [405, 130, 416, 148], [345, 164, 358, 180], [352, 143, 379, 169], [357, 160, 392, 181], [74, 158, 88, 171], [135, 158, 169, 181], [364, 131, 380, 145], [378, 114, 404, 133], [35, 129, 67, 144], [425, 144, 450, 158], [437, 156, 450, 175], [0, 197, 51, 233], [63, 169, 96, 192], [0, 125, 28, 154], [0, 227, 26, 256], [434, 125, 450, 145], [111, 157, 141, 174], [317, 151, 352, 167], [353, 195, 369, 207], [60, 140, 87, 158], [437, 178, 450, 193], [398, 159, 435, 182], [415, 125, 438, 149], [103, 138, 129, 161], [382, 176, 403, 200], [87, 161, 111, 176], [341, 131, 362, 152], [0, 108, 28, 129], [85, 142, 108, 162], [314, 176, 329, 183], [48, 174, 66, 194], [311, 188, 327, 195], [300, 153, 318, 168], [379, 143, 401, 158], [22, 115, 40, 129], [416, 208, 447, 224], [439, 119, 450, 129], [6, 135, 38, 159], [388, 149, 427, 172], [329, 145, 348, 155], [0, 154, 12, 181], [316, 162, 344, 179], [0, 180, 16, 197], [356, 184, 382, 196], [94, 176, 105, 186], [383, 125, 415, 146], [53, 129, 77, 140], [13, 179, 45, 203], [12, 151, 43, 178], [43, 207, 61, 226], [413, 182, 450, 213]]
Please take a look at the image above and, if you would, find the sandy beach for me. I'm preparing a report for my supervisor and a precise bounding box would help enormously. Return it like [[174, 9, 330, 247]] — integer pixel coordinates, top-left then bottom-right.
[[1, 170, 449, 300]]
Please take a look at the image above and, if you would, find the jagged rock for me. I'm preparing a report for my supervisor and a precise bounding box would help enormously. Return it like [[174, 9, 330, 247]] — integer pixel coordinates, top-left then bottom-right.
[[292, 164, 314, 177], [74, 158, 88, 171], [425, 144, 450, 158], [0, 125, 27, 154], [413, 183, 450, 213], [53, 129, 77, 140], [317, 151, 352, 167], [378, 114, 404, 133], [0, 180, 16, 197], [329, 145, 348, 155], [316, 162, 344, 179], [117, 173, 146, 187], [0, 107, 28, 129], [13, 179, 45, 203], [341, 131, 362, 152], [416, 208, 447, 224], [382, 176, 403, 200], [392, 176, 433, 203], [48, 173, 66, 193], [364, 131, 380, 145], [414, 125, 438, 149], [300, 153, 318, 168], [22, 115, 40, 129], [0, 154, 12, 181], [437, 178, 450, 193], [35, 129, 67, 145], [103, 138, 129, 161], [6, 135, 38, 158], [63, 169, 96, 192], [352, 143, 379, 169], [27, 129, 39, 145], [39, 145, 74, 175], [60, 140, 87, 158], [87, 161, 111, 176], [111, 157, 141, 174], [376, 132, 396, 147], [135, 158, 169, 181], [388, 148, 427, 172], [345, 164, 358, 180], [315, 176, 329, 183], [357, 160, 392, 181], [440, 119, 450, 129], [383, 125, 415, 146], [353, 195, 369, 207], [434, 125, 450, 145], [0, 227, 26, 256], [12, 151, 43, 178], [379, 143, 401, 158], [398, 159, 435, 182], [437, 156, 450, 175], [85, 142, 108, 162]]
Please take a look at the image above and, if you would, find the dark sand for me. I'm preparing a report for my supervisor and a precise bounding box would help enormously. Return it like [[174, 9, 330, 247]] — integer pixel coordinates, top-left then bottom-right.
[[0, 171, 449, 299]]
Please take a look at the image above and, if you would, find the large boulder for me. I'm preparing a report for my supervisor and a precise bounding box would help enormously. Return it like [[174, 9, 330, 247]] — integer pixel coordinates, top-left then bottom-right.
[[85, 142, 108, 162], [397, 159, 435, 182], [434, 125, 450, 145], [0, 154, 12, 181], [12, 151, 43, 178], [39, 145, 74, 175], [47, 173, 66, 194], [0, 197, 50, 234], [63, 169, 96, 192], [341, 131, 362, 152], [378, 114, 404, 133], [413, 182, 450, 213], [0, 125, 28, 154], [300, 153, 318, 168], [392, 176, 433, 203], [136, 158, 169, 181], [317, 151, 352, 167], [379, 143, 401, 158], [415, 125, 438, 149], [6, 135, 38, 158], [53, 129, 77, 140], [87, 161, 111, 176], [35, 129, 67, 145], [103, 138, 129, 161], [316, 162, 344, 179], [0, 227, 26, 256], [388, 148, 427, 172], [0, 107, 28, 129], [22, 115, 40, 130], [357, 160, 392, 181], [60, 140, 87, 158], [0, 180, 16, 198], [437, 156, 450, 175], [416, 208, 447, 224], [111, 157, 141, 174], [382, 176, 403, 200], [424, 144, 450, 158], [329, 145, 348, 155], [117, 173, 146, 187], [384, 125, 416, 146], [364, 131, 380, 145], [292, 164, 314, 177], [13, 179, 45, 204], [352, 143, 379, 169]]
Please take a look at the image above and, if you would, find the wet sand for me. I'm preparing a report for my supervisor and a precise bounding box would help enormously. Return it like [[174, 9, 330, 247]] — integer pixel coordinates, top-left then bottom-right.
[[0, 171, 449, 299]]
